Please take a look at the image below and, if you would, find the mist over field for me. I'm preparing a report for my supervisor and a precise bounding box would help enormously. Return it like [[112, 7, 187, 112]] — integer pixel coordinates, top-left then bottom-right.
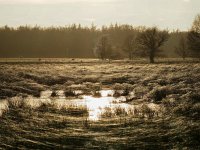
[[0, 0, 200, 149], [0, 25, 188, 58]]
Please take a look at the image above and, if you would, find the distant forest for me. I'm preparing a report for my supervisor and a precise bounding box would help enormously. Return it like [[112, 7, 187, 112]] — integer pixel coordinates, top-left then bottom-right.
[[0, 24, 187, 58]]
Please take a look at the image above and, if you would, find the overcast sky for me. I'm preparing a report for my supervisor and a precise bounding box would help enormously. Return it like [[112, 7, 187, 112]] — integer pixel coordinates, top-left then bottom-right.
[[0, 0, 199, 30]]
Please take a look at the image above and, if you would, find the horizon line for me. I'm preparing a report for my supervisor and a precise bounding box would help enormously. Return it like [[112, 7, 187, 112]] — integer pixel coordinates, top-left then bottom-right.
[[0, 23, 189, 32]]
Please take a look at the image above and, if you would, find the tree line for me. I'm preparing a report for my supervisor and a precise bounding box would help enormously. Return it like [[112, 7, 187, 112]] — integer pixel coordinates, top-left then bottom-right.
[[0, 14, 199, 63], [95, 14, 200, 63]]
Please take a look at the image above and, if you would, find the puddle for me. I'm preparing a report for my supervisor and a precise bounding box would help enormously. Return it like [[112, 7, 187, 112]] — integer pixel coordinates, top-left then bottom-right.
[[0, 89, 160, 121], [99, 90, 114, 97], [38, 89, 159, 121]]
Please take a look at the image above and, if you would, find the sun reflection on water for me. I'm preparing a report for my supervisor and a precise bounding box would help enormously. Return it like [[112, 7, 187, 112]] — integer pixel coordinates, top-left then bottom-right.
[[0, 89, 160, 121], [39, 89, 130, 121]]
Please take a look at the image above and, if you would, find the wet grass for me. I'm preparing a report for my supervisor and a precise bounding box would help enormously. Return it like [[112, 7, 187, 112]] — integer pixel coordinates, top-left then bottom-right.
[[100, 104, 159, 119], [0, 60, 200, 149], [1, 104, 199, 149]]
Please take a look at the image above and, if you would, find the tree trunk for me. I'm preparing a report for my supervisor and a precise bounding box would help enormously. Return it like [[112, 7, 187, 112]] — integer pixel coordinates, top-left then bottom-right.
[[129, 52, 133, 60], [149, 50, 155, 63]]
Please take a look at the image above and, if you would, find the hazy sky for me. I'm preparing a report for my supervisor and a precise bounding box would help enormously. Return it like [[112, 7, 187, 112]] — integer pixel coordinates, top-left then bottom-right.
[[0, 0, 199, 30]]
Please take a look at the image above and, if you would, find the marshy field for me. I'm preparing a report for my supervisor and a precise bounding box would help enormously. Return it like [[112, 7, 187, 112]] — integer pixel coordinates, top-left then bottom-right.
[[0, 59, 199, 149]]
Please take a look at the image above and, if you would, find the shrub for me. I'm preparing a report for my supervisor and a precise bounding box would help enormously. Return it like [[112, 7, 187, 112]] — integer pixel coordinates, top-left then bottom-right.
[[121, 88, 130, 96], [114, 106, 127, 116], [148, 87, 168, 103], [173, 93, 200, 119], [101, 107, 113, 118], [51, 91, 58, 97], [92, 91, 101, 97], [113, 90, 121, 98], [188, 93, 200, 104], [64, 89, 76, 97], [0, 89, 17, 98]]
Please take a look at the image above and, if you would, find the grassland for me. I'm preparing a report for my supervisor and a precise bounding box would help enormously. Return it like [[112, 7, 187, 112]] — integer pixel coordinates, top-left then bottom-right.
[[0, 59, 199, 149]]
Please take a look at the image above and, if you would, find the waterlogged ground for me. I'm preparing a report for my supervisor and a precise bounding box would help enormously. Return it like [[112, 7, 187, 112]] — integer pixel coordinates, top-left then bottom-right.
[[1, 89, 159, 121], [0, 60, 200, 149]]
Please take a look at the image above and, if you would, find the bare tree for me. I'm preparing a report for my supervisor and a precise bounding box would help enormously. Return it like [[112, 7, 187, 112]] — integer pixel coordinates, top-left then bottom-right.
[[187, 14, 200, 57], [136, 27, 169, 63], [175, 35, 188, 60], [123, 34, 137, 60], [94, 35, 112, 60]]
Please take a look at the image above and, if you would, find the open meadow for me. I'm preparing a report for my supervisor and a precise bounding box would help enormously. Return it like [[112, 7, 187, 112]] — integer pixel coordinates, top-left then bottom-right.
[[0, 59, 199, 149]]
